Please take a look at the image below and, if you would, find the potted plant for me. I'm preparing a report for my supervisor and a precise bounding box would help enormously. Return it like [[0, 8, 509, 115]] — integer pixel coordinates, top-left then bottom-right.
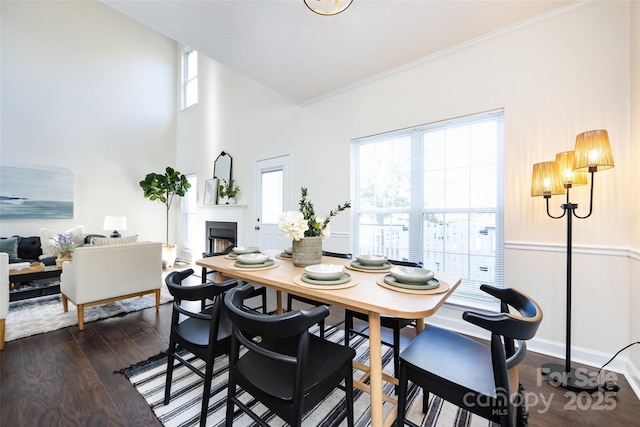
[[218, 179, 240, 204], [54, 232, 78, 268], [278, 187, 350, 266], [139, 167, 191, 267]]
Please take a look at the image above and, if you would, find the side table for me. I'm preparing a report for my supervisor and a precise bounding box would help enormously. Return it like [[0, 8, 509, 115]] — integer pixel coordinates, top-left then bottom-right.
[[9, 265, 63, 302]]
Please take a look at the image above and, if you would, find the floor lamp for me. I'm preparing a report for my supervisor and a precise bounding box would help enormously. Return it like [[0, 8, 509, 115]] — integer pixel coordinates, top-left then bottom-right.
[[531, 129, 615, 393]]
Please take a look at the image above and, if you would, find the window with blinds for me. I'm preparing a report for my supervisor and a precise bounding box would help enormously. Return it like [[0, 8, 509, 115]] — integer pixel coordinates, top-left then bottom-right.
[[351, 110, 504, 302]]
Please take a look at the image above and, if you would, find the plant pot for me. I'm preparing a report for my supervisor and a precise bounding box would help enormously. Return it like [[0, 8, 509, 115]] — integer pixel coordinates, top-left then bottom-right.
[[227, 197, 237, 204], [162, 244, 177, 268], [56, 253, 73, 268], [292, 236, 322, 267]]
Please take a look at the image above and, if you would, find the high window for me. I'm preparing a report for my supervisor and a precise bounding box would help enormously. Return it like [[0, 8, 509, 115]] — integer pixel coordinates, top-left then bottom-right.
[[351, 110, 504, 303], [182, 48, 198, 110]]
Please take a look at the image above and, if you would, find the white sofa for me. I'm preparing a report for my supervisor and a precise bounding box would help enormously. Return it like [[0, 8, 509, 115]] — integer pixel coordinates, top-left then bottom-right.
[[60, 241, 163, 330], [0, 253, 8, 350]]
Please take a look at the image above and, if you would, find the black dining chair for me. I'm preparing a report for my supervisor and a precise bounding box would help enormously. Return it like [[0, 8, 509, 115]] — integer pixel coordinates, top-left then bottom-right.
[[397, 285, 543, 427], [224, 284, 356, 427], [286, 250, 352, 338], [201, 251, 268, 313], [344, 259, 422, 379], [164, 269, 239, 427]]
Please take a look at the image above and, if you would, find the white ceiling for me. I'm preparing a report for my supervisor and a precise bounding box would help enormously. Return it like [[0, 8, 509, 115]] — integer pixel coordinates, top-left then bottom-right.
[[103, 0, 573, 104]]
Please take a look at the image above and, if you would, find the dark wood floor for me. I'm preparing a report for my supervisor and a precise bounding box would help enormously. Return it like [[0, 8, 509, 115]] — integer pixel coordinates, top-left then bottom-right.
[[1, 286, 638, 427]]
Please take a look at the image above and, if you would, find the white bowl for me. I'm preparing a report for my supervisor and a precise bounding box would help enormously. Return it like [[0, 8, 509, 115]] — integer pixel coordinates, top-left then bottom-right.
[[284, 247, 293, 254], [233, 246, 260, 254], [236, 253, 269, 264], [304, 264, 345, 281], [389, 266, 434, 284], [356, 254, 388, 266]]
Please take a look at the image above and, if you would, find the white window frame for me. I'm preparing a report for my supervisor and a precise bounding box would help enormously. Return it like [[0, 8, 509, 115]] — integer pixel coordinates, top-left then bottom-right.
[[181, 174, 198, 254], [351, 110, 504, 305], [181, 48, 198, 110]]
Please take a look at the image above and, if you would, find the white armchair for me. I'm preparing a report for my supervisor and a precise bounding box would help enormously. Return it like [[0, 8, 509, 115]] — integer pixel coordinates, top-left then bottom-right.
[[1, 253, 9, 350], [60, 242, 162, 330]]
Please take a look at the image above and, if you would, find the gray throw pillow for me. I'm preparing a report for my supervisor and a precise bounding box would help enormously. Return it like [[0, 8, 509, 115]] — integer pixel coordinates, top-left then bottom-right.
[[0, 236, 19, 260]]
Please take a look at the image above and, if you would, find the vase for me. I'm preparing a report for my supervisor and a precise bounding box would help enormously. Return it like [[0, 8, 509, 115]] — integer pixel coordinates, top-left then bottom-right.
[[56, 253, 72, 268], [292, 236, 322, 267]]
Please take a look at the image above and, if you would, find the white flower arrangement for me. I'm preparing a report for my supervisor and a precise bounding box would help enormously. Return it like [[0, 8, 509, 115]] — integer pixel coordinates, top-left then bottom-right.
[[278, 187, 350, 241], [278, 210, 308, 241]]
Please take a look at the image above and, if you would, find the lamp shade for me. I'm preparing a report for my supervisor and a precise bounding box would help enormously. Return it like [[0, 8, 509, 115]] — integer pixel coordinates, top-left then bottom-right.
[[531, 161, 564, 197], [555, 151, 587, 187], [573, 129, 615, 172], [304, 0, 353, 15], [103, 216, 127, 231]]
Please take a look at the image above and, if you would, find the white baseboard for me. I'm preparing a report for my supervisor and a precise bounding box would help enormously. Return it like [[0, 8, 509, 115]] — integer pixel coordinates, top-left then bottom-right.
[[625, 359, 640, 399]]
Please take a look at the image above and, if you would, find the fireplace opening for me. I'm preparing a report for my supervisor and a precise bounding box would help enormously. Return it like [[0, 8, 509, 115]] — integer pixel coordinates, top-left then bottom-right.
[[205, 221, 237, 255]]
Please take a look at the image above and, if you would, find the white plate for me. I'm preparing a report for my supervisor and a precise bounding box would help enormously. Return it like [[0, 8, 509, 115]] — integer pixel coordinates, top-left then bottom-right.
[[233, 259, 275, 268], [301, 272, 351, 285]]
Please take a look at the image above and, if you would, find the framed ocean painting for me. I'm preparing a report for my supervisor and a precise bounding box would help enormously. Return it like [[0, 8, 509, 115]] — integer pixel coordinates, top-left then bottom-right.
[[0, 165, 74, 220]]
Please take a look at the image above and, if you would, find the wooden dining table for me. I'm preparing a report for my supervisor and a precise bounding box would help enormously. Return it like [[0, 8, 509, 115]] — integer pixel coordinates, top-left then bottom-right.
[[196, 251, 461, 427]]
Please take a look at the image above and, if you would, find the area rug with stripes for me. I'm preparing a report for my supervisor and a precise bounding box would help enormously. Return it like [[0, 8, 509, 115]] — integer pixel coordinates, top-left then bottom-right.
[[117, 326, 490, 427]]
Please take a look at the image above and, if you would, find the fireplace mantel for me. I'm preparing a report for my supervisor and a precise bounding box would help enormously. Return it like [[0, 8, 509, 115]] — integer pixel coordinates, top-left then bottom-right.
[[204, 204, 247, 247]]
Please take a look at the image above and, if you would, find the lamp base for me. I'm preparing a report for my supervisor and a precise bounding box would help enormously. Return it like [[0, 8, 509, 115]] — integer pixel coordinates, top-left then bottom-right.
[[110, 230, 121, 238], [541, 363, 598, 393]]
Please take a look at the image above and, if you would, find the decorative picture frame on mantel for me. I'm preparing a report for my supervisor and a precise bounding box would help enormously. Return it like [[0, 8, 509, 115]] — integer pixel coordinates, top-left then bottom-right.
[[204, 178, 219, 205]]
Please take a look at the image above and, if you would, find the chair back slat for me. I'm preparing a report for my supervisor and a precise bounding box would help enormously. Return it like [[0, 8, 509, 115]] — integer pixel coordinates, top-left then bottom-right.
[[322, 251, 352, 259], [389, 259, 423, 268]]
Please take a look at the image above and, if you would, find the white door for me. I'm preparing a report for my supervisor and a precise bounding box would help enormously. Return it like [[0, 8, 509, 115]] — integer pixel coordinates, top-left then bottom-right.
[[255, 155, 291, 251]]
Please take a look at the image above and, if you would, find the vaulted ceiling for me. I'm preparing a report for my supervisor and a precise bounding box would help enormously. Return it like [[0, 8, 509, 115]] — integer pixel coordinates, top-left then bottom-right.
[[103, 0, 573, 104]]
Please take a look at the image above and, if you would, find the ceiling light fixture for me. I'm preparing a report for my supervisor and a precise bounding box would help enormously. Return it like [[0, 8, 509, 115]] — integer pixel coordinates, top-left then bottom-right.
[[304, 0, 353, 16]]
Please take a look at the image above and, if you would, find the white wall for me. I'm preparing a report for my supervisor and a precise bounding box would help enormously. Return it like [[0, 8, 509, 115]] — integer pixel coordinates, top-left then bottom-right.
[[177, 1, 639, 387], [0, 1, 177, 243]]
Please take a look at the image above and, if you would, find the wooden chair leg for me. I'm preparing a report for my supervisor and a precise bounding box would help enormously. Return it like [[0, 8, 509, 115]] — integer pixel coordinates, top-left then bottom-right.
[[77, 304, 85, 331], [155, 289, 160, 310], [61, 294, 68, 312], [0, 318, 5, 351]]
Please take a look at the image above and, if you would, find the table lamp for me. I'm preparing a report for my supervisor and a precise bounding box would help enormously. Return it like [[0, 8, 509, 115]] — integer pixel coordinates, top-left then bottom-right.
[[103, 216, 127, 238]]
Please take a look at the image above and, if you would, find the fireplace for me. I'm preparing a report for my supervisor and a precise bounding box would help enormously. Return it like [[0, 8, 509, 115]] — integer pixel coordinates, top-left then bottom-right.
[[205, 221, 237, 255]]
